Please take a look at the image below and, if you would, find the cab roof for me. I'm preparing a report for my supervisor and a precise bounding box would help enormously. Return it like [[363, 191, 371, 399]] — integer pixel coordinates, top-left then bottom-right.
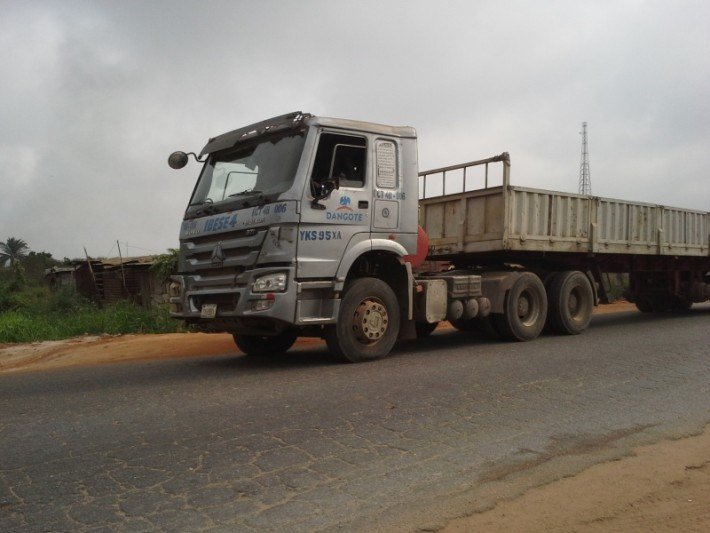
[[200, 111, 416, 156]]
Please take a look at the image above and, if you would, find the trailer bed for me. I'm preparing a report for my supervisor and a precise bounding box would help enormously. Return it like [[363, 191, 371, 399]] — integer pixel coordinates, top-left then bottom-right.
[[419, 157, 709, 260]]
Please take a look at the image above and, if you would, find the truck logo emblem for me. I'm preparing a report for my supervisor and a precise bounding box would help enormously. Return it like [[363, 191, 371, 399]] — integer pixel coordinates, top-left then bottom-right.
[[211, 243, 225, 264], [336, 195, 354, 211]]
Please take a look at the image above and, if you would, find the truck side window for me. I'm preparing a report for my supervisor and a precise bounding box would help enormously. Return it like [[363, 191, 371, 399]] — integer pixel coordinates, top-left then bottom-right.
[[311, 133, 366, 188]]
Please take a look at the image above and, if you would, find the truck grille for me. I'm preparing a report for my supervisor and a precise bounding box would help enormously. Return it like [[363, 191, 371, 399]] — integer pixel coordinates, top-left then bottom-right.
[[181, 228, 267, 290]]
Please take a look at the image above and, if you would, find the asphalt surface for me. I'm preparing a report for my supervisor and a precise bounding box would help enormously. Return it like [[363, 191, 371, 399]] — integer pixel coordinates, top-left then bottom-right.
[[1, 306, 709, 532]]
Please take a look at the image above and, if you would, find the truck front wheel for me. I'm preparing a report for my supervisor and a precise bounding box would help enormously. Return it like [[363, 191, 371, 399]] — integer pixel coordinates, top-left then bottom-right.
[[493, 272, 548, 341], [547, 271, 594, 335], [325, 278, 400, 362], [233, 329, 298, 357]]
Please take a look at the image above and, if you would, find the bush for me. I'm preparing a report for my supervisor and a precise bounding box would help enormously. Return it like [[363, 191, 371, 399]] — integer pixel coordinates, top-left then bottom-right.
[[0, 284, 183, 343], [0, 312, 57, 343]]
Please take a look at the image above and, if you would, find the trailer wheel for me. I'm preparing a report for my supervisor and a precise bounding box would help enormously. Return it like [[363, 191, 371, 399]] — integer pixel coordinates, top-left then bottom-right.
[[672, 297, 693, 311], [325, 277, 400, 362], [233, 329, 298, 357], [493, 272, 548, 341], [415, 321, 439, 338], [547, 271, 594, 335]]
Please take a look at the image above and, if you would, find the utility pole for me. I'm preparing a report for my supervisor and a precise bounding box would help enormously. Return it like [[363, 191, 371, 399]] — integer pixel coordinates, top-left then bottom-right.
[[578, 122, 592, 195]]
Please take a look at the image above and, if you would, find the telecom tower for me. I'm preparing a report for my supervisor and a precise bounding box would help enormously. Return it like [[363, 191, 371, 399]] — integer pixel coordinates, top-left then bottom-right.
[[578, 122, 592, 195]]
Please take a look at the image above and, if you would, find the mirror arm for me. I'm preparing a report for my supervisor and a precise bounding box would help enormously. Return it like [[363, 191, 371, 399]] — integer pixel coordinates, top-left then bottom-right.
[[186, 152, 206, 163], [168, 151, 207, 169]]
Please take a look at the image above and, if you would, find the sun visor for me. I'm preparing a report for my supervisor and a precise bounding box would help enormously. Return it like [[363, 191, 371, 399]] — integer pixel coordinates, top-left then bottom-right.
[[199, 111, 311, 157]]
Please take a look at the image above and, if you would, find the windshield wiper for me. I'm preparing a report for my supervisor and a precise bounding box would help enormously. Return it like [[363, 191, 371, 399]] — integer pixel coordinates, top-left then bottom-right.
[[228, 189, 263, 197]]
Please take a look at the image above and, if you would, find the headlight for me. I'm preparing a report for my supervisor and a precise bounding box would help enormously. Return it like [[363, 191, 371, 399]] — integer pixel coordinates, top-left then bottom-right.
[[168, 281, 182, 298], [252, 272, 287, 293]]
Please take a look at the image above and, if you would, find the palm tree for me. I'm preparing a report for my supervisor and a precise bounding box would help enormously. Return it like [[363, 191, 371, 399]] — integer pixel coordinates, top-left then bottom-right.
[[0, 237, 30, 267]]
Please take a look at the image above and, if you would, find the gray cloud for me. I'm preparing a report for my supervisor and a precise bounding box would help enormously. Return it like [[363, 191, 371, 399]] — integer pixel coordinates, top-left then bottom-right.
[[1, 0, 708, 259]]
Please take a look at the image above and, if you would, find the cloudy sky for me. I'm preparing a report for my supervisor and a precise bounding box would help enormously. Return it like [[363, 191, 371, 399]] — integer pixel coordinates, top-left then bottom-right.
[[1, 0, 709, 259]]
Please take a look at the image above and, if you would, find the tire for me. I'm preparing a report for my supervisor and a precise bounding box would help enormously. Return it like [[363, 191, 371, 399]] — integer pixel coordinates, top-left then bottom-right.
[[233, 329, 298, 357], [493, 272, 548, 342], [325, 277, 400, 363], [547, 271, 594, 335], [672, 297, 693, 312], [415, 321, 439, 338]]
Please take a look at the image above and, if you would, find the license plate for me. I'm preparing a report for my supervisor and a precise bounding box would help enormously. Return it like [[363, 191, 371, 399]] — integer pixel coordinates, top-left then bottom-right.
[[200, 303, 217, 319]]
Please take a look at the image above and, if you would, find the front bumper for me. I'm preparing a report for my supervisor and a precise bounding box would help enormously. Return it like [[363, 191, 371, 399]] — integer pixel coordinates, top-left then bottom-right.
[[170, 266, 298, 334]]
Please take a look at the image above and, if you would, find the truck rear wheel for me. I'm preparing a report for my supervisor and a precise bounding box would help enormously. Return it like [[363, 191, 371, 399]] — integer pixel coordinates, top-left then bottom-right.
[[325, 277, 400, 363], [547, 271, 594, 335], [233, 329, 298, 357], [493, 272, 547, 341]]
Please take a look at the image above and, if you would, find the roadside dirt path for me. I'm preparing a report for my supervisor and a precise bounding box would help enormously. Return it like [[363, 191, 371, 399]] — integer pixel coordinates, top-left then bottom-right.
[[0, 301, 637, 375]]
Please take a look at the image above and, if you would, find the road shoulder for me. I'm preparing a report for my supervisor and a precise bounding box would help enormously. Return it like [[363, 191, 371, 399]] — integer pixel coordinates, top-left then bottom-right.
[[440, 425, 710, 532]]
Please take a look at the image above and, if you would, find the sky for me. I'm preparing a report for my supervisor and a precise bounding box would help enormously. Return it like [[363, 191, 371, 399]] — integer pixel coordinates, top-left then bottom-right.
[[1, 0, 709, 259]]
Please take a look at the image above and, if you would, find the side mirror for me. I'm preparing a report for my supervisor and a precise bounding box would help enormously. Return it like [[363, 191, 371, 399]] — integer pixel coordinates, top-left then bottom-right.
[[168, 151, 189, 169], [310, 178, 340, 210], [312, 177, 340, 199], [314, 181, 332, 200]]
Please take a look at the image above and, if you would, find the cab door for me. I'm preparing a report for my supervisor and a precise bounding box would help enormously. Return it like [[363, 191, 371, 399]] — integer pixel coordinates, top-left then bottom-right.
[[297, 130, 372, 279]]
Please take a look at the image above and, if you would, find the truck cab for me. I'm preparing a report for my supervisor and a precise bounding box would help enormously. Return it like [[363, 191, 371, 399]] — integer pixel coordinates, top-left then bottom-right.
[[169, 112, 422, 360]]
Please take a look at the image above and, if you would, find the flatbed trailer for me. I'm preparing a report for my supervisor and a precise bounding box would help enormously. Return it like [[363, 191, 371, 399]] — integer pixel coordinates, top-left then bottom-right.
[[419, 154, 710, 310]]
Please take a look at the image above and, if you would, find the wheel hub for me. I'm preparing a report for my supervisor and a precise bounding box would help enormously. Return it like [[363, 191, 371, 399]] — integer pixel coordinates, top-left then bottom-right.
[[517, 295, 531, 318], [352, 299, 388, 343], [517, 290, 540, 326]]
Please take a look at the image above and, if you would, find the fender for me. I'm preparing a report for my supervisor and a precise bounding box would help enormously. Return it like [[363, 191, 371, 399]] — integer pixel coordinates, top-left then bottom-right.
[[334, 238, 409, 291]]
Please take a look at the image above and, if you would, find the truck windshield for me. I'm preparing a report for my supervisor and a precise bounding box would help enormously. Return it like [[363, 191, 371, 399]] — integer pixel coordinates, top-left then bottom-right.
[[190, 132, 306, 206]]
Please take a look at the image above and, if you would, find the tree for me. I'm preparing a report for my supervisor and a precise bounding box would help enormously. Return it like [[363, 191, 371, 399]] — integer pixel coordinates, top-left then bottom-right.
[[22, 251, 61, 284], [0, 237, 29, 268]]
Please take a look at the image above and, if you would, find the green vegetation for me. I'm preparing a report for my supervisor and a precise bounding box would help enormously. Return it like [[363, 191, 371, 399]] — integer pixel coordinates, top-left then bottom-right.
[[606, 273, 630, 302], [0, 281, 183, 344], [151, 248, 179, 282], [0, 237, 30, 267], [0, 237, 183, 344]]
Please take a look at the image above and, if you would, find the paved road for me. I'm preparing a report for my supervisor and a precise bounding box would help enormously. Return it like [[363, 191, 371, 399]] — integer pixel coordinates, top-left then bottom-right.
[[1, 306, 709, 532]]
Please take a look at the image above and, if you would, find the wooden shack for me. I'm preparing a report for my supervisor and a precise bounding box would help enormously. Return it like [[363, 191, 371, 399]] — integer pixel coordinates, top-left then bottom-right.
[[46, 256, 166, 309]]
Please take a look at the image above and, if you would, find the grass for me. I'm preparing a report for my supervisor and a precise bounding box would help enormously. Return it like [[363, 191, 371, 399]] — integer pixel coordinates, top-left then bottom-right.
[[0, 284, 183, 344]]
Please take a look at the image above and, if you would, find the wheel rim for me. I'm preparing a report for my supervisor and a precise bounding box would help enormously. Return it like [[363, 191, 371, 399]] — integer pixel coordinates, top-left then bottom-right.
[[517, 290, 540, 327], [352, 298, 389, 344]]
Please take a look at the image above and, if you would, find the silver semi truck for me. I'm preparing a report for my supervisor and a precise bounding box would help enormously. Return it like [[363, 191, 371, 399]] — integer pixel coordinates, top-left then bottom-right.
[[167, 112, 710, 362]]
